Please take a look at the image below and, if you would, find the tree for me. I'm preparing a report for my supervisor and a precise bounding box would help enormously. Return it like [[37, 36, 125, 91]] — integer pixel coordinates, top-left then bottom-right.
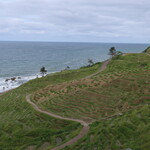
[[116, 51, 123, 55], [64, 66, 70, 70], [66, 66, 70, 70], [115, 51, 123, 59], [88, 59, 94, 66], [108, 47, 117, 57], [40, 67, 47, 77]]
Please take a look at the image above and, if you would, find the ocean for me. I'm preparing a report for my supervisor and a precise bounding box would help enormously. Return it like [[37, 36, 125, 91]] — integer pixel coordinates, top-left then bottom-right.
[[0, 41, 149, 93]]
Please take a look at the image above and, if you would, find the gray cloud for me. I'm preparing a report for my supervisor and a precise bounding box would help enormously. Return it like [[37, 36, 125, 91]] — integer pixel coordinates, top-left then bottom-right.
[[0, 0, 150, 42]]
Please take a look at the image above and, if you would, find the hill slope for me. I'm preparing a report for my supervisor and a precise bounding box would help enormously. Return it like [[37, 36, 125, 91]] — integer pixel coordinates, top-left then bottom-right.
[[32, 54, 150, 122], [0, 51, 149, 150], [63, 105, 150, 150], [0, 62, 101, 150], [31, 53, 150, 150]]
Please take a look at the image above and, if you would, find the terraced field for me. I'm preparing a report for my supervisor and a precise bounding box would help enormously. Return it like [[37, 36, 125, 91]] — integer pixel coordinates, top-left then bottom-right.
[[32, 53, 150, 123], [63, 105, 150, 150], [0, 85, 82, 150], [0, 62, 101, 150], [1, 51, 149, 150]]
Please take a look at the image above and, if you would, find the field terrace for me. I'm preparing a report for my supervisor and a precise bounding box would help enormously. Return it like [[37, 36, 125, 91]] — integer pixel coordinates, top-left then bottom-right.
[[32, 53, 150, 123]]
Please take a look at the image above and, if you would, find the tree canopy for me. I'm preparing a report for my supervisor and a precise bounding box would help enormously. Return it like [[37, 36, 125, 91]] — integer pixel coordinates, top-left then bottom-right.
[[40, 67, 47, 77], [108, 47, 117, 57]]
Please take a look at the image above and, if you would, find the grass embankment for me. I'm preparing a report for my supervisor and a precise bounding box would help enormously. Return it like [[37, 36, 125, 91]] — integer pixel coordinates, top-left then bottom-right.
[[0, 62, 101, 150], [32, 54, 150, 123], [63, 105, 150, 150]]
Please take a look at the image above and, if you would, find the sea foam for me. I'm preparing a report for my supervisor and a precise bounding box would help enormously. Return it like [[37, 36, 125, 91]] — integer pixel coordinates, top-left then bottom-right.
[[0, 71, 57, 93], [0, 73, 42, 93]]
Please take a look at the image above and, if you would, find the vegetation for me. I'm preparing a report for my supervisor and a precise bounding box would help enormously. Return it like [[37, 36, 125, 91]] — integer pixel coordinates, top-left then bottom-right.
[[0, 86, 81, 150], [40, 67, 47, 77], [143, 46, 150, 54], [32, 53, 150, 122], [31, 53, 149, 149], [108, 47, 123, 60], [64, 66, 70, 70], [108, 47, 117, 57], [0, 62, 101, 150], [62, 53, 150, 150], [114, 51, 123, 59], [0, 49, 149, 150], [88, 59, 94, 66], [63, 105, 150, 150]]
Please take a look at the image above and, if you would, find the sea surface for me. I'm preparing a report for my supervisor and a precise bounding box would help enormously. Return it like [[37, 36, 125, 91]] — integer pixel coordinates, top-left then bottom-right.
[[0, 41, 149, 93]]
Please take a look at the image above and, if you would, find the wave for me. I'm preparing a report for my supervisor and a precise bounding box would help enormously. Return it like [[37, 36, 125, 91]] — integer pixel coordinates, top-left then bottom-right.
[[0, 72, 55, 93]]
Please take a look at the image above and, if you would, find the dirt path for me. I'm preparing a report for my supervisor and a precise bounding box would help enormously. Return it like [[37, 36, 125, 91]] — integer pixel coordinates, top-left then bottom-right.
[[26, 95, 88, 126], [26, 95, 89, 150], [26, 59, 111, 150], [83, 59, 111, 79]]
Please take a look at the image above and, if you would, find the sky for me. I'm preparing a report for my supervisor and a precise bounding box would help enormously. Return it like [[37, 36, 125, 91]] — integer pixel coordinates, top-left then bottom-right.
[[0, 0, 150, 43]]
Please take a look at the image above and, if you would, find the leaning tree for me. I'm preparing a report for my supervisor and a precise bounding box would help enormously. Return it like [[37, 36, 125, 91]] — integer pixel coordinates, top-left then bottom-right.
[[40, 67, 47, 77], [108, 47, 117, 57], [88, 59, 94, 66]]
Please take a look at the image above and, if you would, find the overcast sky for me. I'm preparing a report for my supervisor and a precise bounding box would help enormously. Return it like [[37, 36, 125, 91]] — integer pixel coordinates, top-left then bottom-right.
[[0, 0, 150, 43]]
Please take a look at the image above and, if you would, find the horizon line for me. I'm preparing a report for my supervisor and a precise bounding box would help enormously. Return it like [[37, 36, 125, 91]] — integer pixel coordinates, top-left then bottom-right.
[[0, 40, 150, 45]]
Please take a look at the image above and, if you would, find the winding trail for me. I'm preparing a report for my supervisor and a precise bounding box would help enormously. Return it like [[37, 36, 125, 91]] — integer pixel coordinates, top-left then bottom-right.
[[26, 59, 111, 150], [83, 59, 111, 79]]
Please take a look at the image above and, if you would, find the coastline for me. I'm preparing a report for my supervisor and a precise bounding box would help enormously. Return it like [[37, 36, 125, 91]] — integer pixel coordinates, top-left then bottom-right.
[[0, 71, 58, 94], [1, 51, 148, 95], [0, 53, 126, 94], [0, 42, 148, 93], [0, 75, 36, 94], [0, 59, 105, 94]]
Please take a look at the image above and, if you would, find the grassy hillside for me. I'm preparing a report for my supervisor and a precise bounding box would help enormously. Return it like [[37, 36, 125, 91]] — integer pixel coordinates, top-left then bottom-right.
[[63, 105, 150, 150], [143, 46, 150, 54], [32, 53, 150, 123], [1, 51, 149, 150], [30, 53, 150, 150], [0, 62, 101, 150]]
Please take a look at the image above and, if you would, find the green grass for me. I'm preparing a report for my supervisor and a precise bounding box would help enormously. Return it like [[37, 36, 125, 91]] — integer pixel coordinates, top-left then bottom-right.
[[0, 86, 81, 150], [1, 52, 150, 150], [0, 62, 101, 150], [60, 53, 150, 150], [63, 105, 150, 150], [24, 62, 102, 92], [103, 53, 150, 73], [32, 53, 150, 122]]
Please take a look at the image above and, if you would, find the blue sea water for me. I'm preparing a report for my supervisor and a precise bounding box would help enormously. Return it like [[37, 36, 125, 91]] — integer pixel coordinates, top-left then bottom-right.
[[0, 41, 149, 92]]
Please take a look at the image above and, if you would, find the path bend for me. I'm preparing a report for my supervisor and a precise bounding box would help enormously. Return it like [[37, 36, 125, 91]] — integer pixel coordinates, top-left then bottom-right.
[[25, 59, 111, 150], [26, 95, 89, 150], [83, 59, 111, 79]]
